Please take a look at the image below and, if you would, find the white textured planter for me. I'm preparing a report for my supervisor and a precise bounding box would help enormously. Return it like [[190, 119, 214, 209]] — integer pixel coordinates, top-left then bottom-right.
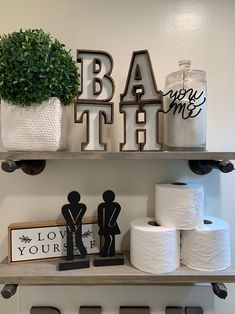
[[1, 97, 67, 151]]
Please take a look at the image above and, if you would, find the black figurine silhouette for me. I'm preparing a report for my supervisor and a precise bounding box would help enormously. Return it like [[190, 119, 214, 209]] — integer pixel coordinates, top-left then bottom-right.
[[98, 190, 121, 257], [62, 191, 87, 260]]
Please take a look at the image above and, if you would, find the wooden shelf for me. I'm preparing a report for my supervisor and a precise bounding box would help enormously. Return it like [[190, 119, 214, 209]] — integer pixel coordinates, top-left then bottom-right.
[[0, 151, 235, 161], [0, 254, 234, 286]]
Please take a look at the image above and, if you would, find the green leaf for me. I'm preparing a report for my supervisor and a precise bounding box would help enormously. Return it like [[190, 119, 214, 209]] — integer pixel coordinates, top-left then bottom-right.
[[0, 28, 79, 107]]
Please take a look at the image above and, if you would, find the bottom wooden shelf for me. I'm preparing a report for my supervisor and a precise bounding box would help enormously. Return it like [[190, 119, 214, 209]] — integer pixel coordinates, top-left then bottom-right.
[[0, 252, 234, 285]]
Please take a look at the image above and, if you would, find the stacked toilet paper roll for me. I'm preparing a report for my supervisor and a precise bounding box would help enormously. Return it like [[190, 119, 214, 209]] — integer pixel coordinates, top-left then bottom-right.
[[181, 216, 231, 271], [130, 217, 180, 274], [130, 182, 231, 274], [155, 183, 204, 229]]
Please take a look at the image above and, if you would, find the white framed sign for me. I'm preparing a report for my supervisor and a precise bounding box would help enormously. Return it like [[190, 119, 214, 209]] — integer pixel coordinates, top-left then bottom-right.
[[8, 217, 99, 263]]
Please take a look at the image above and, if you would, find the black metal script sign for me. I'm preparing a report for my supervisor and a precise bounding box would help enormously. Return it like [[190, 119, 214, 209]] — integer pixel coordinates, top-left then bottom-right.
[[163, 88, 206, 119]]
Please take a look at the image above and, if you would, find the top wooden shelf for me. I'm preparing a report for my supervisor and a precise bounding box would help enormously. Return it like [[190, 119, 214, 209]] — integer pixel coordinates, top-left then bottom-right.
[[0, 151, 235, 161]]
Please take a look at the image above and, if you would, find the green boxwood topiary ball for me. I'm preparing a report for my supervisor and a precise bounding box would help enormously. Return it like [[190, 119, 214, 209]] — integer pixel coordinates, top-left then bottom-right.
[[0, 29, 79, 107]]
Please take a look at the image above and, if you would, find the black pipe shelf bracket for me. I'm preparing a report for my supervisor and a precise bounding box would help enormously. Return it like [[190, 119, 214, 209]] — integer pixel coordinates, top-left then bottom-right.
[[0, 282, 228, 300], [189, 159, 234, 175], [1, 160, 46, 175], [1, 284, 18, 299], [211, 282, 228, 299]]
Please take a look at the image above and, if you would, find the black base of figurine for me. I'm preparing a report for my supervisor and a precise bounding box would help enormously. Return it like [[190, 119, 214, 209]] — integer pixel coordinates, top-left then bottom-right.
[[93, 253, 124, 267], [58, 256, 90, 271]]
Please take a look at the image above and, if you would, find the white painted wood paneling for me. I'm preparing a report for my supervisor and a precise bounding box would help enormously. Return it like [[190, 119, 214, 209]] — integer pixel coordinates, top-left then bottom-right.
[[20, 285, 213, 314]]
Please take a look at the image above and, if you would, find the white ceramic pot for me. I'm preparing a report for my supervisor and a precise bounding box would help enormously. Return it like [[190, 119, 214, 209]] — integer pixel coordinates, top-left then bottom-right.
[[1, 97, 67, 151]]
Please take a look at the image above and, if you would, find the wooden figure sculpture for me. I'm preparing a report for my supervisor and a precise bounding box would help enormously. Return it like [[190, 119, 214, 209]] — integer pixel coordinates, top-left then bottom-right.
[[94, 190, 124, 267], [58, 191, 90, 271]]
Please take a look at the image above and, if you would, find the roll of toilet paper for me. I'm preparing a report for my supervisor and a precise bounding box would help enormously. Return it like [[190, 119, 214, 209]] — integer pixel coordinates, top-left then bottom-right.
[[181, 216, 231, 271], [155, 183, 204, 229], [130, 217, 180, 274]]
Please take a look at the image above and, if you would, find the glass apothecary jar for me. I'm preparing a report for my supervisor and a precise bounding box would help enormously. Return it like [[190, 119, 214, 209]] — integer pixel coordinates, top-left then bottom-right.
[[163, 60, 207, 151]]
